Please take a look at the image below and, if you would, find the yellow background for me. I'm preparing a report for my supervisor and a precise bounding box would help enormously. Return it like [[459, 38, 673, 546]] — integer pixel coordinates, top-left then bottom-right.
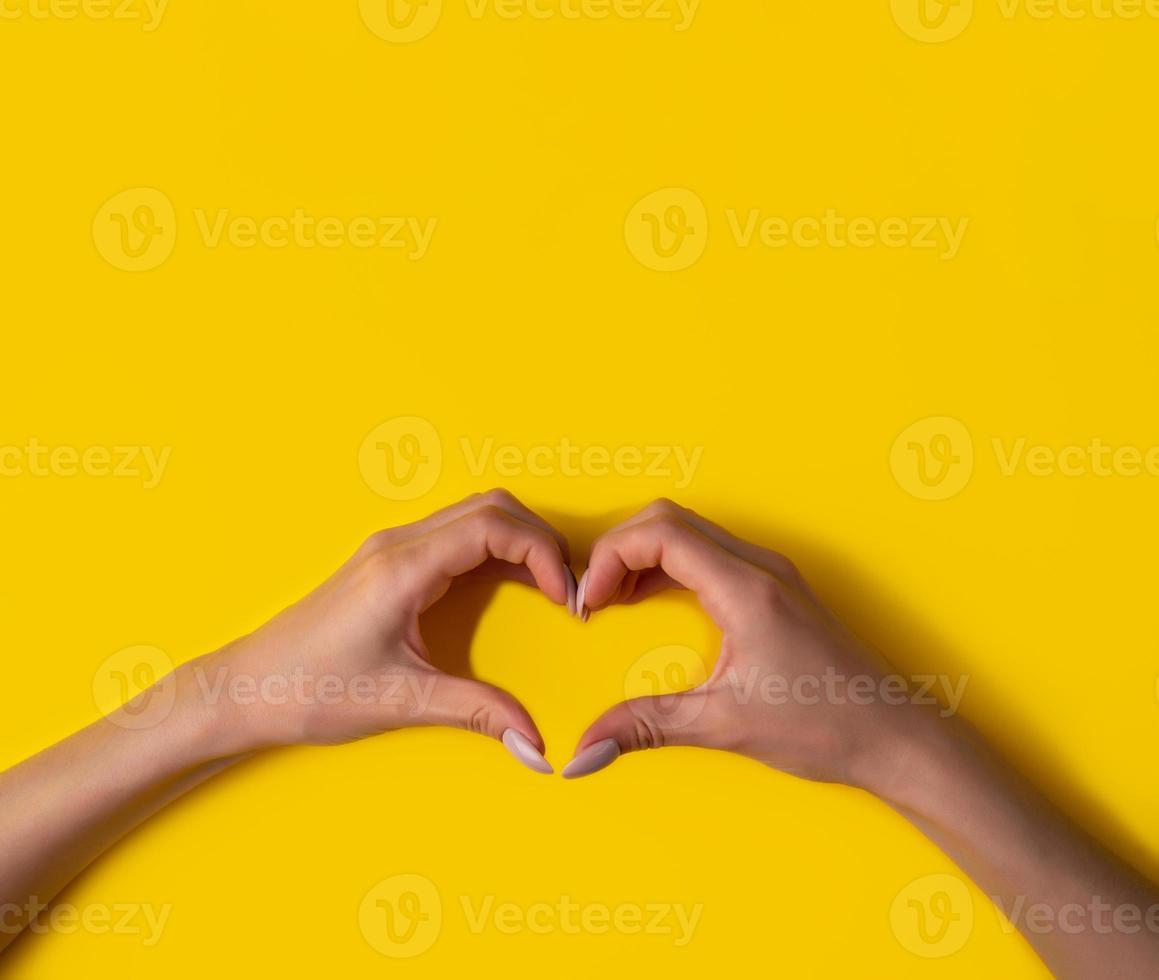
[[2, 1, 1158, 976]]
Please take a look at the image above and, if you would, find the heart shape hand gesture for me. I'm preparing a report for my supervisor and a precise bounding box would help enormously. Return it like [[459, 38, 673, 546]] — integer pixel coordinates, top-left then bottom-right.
[[12, 492, 1155, 980], [184, 490, 927, 793]]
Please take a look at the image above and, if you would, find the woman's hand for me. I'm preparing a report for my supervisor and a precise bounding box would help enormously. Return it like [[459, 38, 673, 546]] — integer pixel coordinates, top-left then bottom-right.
[[184, 490, 575, 772], [565, 499, 925, 786], [566, 500, 1159, 980], [0, 491, 576, 951], [5, 494, 1156, 979]]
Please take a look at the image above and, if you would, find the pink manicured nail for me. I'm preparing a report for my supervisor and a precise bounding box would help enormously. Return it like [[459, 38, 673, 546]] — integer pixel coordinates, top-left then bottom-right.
[[502, 729, 553, 775], [575, 569, 589, 621], [565, 567, 578, 616], [562, 738, 620, 779]]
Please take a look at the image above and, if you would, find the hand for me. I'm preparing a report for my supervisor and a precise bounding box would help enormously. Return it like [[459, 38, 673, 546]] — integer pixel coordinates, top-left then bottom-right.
[[565, 499, 930, 787], [181, 490, 576, 772]]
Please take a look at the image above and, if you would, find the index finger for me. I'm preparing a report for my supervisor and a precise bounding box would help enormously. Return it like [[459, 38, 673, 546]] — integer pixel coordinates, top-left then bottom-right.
[[409, 505, 571, 613], [581, 512, 760, 631]]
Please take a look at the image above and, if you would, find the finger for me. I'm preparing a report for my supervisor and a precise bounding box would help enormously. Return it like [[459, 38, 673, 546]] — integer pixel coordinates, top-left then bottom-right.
[[581, 511, 762, 630], [659, 503, 796, 579], [427, 556, 578, 618], [582, 501, 823, 615], [608, 499, 802, 587], [668, 505, 823, 604], [422, 673, 553, 775], [456, 557, 538, 589], [607, 567, 680, 605], [409, 505, 571, 612], [387, 489, 571, 565], [562, 690, 714, 779]]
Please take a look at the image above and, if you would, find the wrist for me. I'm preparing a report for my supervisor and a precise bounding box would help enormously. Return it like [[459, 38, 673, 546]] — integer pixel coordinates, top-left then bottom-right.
[[165, 656, 260, 763], [93, 656, 255, 782], [851, 703, 971, 812]]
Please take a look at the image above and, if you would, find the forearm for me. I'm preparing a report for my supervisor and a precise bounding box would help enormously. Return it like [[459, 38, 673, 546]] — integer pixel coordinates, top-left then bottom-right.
[[875, 713, 1159, 979], [0, 666, 244, 951]]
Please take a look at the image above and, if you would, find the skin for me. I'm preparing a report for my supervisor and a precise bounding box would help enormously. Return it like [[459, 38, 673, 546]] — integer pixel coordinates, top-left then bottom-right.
[[1, 492, 1156, 977], [572, 499, 1159, 979], [0, 490, 571, 951]]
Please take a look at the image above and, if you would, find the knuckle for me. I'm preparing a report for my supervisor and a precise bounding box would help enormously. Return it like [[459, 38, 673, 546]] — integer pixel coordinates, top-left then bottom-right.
[[625, 701, 666, 751], [480, 487, 516, 507], [360, 528, 396, 554], [750, 570, 784, 608], [363, 549, 395, 580], [645, 497, 682, 518], [467, 702, 493, 736], [774, 553, 803, 584], [588, 529, 611, 556], [355, 550, 399, 601]]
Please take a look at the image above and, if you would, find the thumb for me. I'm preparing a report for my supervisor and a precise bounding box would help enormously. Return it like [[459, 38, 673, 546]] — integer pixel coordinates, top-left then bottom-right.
[[424, 673, 553, 775], [563, 690, 712, 779]]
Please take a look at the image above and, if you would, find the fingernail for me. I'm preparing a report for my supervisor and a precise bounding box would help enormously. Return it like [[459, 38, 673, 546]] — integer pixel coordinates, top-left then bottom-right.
[[565, 567, 578, 616], [575, 569, 589, 621], [562, 738, 620, 779], [502, 729, 553, 775]]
